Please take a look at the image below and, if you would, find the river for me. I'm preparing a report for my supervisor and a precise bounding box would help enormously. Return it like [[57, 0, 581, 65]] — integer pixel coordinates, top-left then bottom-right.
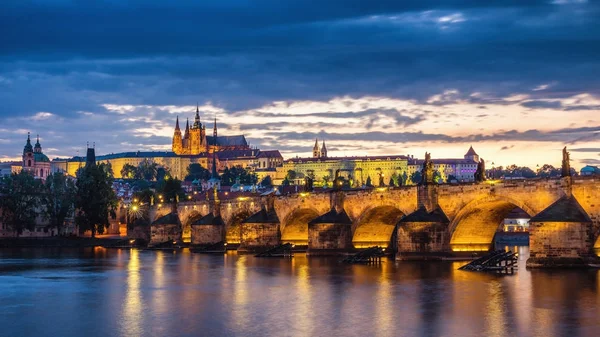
[[0, 246, 599, 337]]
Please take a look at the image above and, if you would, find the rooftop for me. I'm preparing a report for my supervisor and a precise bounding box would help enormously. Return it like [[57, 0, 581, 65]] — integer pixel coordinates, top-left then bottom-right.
[[242, 207, 280, 224], [309, 208, 352, 225], [152, 212, 182, 225], [400, 207, 449, 223], [530, 196, 591, 223]]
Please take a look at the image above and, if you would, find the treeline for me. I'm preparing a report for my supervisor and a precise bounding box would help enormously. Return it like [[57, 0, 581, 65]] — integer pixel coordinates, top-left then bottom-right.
[[0, 163, 117, 237]]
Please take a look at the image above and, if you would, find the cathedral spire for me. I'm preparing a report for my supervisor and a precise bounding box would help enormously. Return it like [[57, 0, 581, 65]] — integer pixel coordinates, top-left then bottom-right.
[[175, 115, 180, 131], [193, 103, 201, 129], [184, 118, 190, 139], [312, 138, 320, 158], [213, 116, 218, 138]]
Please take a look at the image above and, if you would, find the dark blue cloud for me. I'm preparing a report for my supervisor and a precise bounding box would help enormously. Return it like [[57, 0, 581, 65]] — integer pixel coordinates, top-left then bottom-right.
[[0, 0, 599, 160]]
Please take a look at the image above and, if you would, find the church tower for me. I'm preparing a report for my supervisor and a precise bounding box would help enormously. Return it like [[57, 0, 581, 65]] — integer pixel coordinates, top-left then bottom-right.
[[23, 132, 34, 170], [320, 140, 327, 158], [312, 138, 320, 158], [172, 116, 183, 155], [34, 135, 42, 154], [182, 118, 190, 154], [190, 104, 204, 155], [464, 146, 479, 162]]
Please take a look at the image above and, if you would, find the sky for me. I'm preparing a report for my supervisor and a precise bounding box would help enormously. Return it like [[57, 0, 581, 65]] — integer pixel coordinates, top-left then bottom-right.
[[0, 0, 599, 169]]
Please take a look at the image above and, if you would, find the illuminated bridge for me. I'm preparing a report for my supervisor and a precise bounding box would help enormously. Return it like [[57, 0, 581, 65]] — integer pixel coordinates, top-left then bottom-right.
[[147, 176, 600, 267]]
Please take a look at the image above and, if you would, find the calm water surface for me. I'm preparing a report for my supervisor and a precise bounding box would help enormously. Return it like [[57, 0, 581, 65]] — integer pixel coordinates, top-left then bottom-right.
[[1, 246, 599, 337]]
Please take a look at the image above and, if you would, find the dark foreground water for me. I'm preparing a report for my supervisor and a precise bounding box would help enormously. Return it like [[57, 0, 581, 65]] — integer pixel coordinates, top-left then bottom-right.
[[1, 246, 599, 337]]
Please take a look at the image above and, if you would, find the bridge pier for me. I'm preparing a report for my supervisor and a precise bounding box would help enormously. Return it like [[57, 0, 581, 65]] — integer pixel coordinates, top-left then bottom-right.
[[238, 197, 281, 253], [396, 207, 451, 260], [307, 208, 353, 255], [190, 196, 224, 246], [527, 195, 600, 268]]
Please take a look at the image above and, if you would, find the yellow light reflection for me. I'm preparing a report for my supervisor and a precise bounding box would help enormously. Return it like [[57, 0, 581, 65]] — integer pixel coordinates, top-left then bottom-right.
[[233, 255, 249, 331], [375, 263, 392, 337], [292, 258, 313, 335], [121, 249, 142, 336]]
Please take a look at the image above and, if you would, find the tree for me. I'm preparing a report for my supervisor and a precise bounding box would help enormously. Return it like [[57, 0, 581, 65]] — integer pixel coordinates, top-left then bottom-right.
[[402, 171, 408, 186], [365, 176, 373, 187], [447, 175, 457, 183], [0, 171, 43, 236], [391, 173, 400, 187], [156, 167, 171, 182], [120, 164, 137, 179], [322, 175, 331, 188], [185, 163, 210, 182], [75, 163, 118, 237], [433, 170, 442, 184], [286, 170, 297, 180], [159, 177, 184, 203], [137, 159, 158, 181], [536, 164, 560, 178], [410, 171, 422, 185], [260, 176, 273, 187], [220, 166, 257, 186], [388, 177, 395, 187], [42, 172, 76, 233]]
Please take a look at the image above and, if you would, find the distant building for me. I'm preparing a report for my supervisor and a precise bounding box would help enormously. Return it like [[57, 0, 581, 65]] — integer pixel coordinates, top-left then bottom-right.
[[580, 165, 599, 176], [502, 207, 530, 232], [11, 133, 51, 180], [280, 153, 410, 187], [407, 146, 480, 183]]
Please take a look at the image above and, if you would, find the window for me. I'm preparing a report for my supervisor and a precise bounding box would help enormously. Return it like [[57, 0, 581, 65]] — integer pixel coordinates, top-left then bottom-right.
[[28, 160, 31, 167]]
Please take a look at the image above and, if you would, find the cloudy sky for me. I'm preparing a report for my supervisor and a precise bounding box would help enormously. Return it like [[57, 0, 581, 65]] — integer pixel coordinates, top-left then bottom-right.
[[1, 0, 599, 168]]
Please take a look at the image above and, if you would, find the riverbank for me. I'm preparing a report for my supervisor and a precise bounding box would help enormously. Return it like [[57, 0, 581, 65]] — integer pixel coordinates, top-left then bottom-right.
[[0, 236, 124, 248]]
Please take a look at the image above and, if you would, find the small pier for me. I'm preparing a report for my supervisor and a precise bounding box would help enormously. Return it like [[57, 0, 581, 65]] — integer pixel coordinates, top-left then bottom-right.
[[255, 243, 294, 258], [342, 246, 386, 264], [458, 250, 518, 274]]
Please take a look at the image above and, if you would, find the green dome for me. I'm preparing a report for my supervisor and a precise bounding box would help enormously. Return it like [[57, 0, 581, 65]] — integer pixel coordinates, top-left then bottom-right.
[[34, 152, 50, 162]]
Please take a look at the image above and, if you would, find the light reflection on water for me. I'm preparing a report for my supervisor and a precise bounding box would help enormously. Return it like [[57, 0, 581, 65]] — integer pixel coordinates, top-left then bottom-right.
[[0, 246, 599, 337]]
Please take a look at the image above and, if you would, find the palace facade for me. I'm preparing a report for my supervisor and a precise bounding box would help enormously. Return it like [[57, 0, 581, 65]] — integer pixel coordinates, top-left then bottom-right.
[[267, 140, 481, 186]]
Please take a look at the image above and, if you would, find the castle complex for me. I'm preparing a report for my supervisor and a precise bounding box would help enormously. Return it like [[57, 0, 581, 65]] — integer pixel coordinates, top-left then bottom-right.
[[172, 105, 250, 155], [49, 107, 281, 180]]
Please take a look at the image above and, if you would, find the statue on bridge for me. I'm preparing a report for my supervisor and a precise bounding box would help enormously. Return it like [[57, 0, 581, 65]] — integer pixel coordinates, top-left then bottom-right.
[[561, 146, 571, 178], [420, 152, 434, 185], [474, 158, 486, 182]]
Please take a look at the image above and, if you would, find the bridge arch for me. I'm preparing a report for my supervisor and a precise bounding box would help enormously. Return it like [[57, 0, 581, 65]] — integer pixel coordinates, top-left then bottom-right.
[[281, 207, 320, 246], [449, 196, 535, 252], [352, 205, 405, 249]]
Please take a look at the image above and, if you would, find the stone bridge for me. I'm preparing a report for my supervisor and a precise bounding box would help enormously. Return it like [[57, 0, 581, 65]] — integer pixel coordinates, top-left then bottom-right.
[[147, 176, 600, 265]]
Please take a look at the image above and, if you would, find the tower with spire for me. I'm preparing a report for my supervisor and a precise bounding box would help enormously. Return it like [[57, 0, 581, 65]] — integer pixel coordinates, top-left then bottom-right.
[[21, 132, 50, 180], [320, 140, 327, 158], [172, 116, 183, 154], [189, 103, 206, 155], [312, 138, 320, 158]]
